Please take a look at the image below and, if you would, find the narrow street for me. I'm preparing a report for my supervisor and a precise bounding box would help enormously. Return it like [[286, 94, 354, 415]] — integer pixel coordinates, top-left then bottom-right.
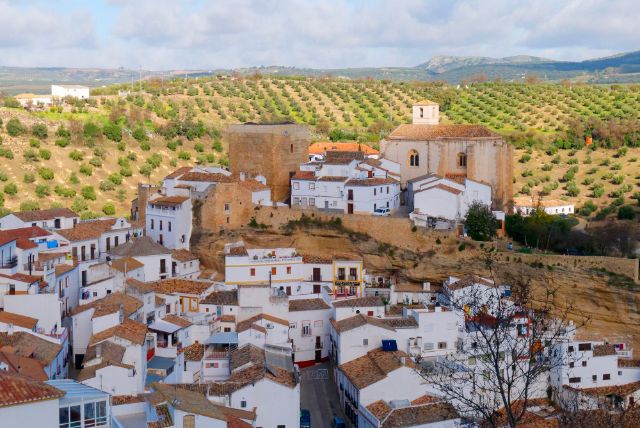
[[300, 362, 348, 428]]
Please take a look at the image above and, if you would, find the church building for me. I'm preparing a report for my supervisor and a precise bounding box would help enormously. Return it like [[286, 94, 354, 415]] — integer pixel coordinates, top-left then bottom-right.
[[380, 101, 513, 210]]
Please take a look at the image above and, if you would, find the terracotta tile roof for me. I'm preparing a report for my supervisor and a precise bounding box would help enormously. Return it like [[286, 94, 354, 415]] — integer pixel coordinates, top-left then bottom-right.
[[388, 124, 501, 141], [0, 311, 38, 330], [593, 344, 617, 357], [379, 316, 419, 329], [339, 348, 414, 389], [324, 150, 365, 164], [414, 99, 439, 106], [0, 372, 64, 407], [618, 359, 640, 368], [367, 400, 392, 419], [0, 332, 62, 366], [76, 360, 133, 381], [0, 352, 47, 381], [219, 315, 236, 323], [380, 402, 460, 427], [111, 395, 145, 405], [178, 343, 205, 361], [89, 319, 148, 346], [151, 278, 213, 296], [111, 257, 144, 273], [333, 296, 384, 308], [148, 403, 173, 428], [57, 219, 121, 242], [411, 394, 442, 405], [227, 246, 248, 256], [200, 290, 238, 306], [345, 177, 398, 187], [83, 341, 126, 365], [0, 226, 51, 247], [0, 272, 42, 284], [149, 195, 190, 206], [301, 254, 332, 264], [309, 142, 379, 155], [317, 176, 348, 182], [54, 262, 77, 276], [109, 236, 171, 257], [172, 249, 199, 262], [69, 292, 143, 318], [236, 314, 289, 333], [162, 314, 192, 328], [150, 382, 256, 422], [422, 183, 463, 195], [155, 296, 166, 307], [165, 166, 192, 179], [16, 238, 38, 249], [330, 314, 395, 333], [292, 171, 316, 181], [9, 208, 78, 222], [447, 275, 494, 291], [229, 344, 297, 389], [289, 298, 330, 312], [238, 179, 269, 191], [179, 171, 235, 183], [513, 196, 574, 208]]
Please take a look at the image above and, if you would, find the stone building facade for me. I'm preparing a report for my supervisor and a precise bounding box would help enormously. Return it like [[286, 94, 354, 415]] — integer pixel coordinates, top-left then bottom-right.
[[380, 102, 513, 209], [226, 123, 311, 202]]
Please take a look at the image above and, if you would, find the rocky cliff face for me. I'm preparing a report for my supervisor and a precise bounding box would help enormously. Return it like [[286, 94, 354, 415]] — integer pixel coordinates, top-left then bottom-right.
[[193, 225, 640, 351]]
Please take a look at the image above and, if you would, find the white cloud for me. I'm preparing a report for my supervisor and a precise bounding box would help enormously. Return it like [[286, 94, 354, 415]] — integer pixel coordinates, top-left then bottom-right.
[[0, 0, 636, 69]]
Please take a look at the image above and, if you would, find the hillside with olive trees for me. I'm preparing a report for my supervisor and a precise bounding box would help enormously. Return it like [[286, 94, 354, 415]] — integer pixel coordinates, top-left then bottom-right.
[[0, 76, 639, 225]]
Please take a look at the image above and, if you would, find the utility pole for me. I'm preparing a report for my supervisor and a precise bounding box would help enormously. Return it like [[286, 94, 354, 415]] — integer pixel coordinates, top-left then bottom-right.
[[139, 66, 142, 97]]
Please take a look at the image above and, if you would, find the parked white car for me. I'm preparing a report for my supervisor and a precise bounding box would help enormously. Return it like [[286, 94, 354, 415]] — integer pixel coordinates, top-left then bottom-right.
[[373, 207, 390, 216]]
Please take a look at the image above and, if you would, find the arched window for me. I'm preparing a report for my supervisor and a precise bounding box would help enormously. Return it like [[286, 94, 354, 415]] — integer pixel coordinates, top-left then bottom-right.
[[408, 150, 420, 167], [457, 152, 467, 167]]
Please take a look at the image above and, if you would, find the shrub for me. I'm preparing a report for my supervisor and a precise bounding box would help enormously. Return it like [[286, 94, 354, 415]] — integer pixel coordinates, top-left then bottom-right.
[[32, 144, 47, 156], [31, 123, 48, 139], [178, 151, 191, 160], [83, 122, 101, 139], [69, 150, 84, 161], [139, 164, 152, 177], [103, 122, 122, 142], [132, 126, 147, 142], [541, 164, 552, 171], [93, 147, 107, 158], [140, 142, 151, 151], [69, 172, 80, 184], [618, 205, 636, 220], [29, 139, 40, 148], [35, 184, 50, 197], [55, 138, 70, 148], [4, 183, 18, 195], [71, 197, 88, 212], [565, 182, 580, 197], [81, 186, 96, 200], [0, 148, 14, 159], [19, 200, 39, 211], [0, 172, 7, 181], [612, 175, 625, 185], [146, 153, 162, 169], [23, 173, 35, 183], [23, 149, 39, 162], [80, 211, 100, 220], [89, 157, 102, 167], [38, 167, 54, 180], [579, 200, 597, 216], [99, 180, 115, 191], [194, 143, 205, 153], [108, 173, 123, 185], [79, 164, 93, 176], [102, 203, 116, 215], [6, 118, 26, 136], [3, 97, 20, 108], [56, 125, 70, 138], [167, 140, 178, 151], [54, 186, 76, 198], [120, 166, 132, 177], [592, 183, 605, 198]]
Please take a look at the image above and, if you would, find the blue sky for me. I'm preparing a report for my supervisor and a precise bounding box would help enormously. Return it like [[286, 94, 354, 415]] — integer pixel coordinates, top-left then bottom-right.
[[0, 0, 636, 70]]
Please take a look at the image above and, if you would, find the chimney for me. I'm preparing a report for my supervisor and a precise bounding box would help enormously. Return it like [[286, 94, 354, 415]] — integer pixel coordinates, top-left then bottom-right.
[[400, 357, 406, 366], [96, 343, 102, 359], [422, 281, 430, 291], [240, 172, 246, 181], [7, 324, 14, 336]]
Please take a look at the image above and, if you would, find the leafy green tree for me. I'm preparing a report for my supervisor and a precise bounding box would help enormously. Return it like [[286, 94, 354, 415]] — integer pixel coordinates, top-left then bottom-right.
[[618, 205, 636, 220], [31, 123, 48, 139], [3, 183, 17, 195], [71, 197, 88, 212], [35, 184, 50, 197], [83, 122, 101, 139], [19, 200, 40, 211], [464, 201, 497, 241], [103, 122, 122, 142], [81, 186, 96, 200], [102, 203, 116, 215], [6, 118, 27, 136]]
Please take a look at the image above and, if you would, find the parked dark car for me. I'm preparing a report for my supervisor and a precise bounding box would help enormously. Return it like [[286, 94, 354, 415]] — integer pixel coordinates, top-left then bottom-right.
[[300, 409, 311, 428], [332, 416, 346, 428]]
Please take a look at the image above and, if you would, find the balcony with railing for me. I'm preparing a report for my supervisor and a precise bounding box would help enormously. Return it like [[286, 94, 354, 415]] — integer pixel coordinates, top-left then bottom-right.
[[0, 256, 18, 269]]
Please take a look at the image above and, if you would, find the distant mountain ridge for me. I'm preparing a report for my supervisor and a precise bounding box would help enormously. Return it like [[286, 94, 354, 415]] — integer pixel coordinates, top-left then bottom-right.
[[1, 50, 640, 94]]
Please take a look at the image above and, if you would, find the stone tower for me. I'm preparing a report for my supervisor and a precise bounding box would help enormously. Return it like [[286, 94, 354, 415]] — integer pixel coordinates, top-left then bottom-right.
[[225, 123, 311, 202], [412, 100, 440, 125]]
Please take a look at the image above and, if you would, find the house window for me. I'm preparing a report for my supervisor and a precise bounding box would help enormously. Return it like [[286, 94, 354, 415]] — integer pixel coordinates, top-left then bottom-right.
[[582, 361, 587, 367], [106, 237, 111, 251], [83, 400, 107, 427], [309, 198, 315, 206], [457, 152, 467, 167], [293, 182, 300, 190], [569, 362, 574, 368], [159, 234, 163, 245], [592, 375, 597, 382], [271, 267, 277, 275], [309, 182, 315, 190], [619, 371, 623, 376], [438, 341, 447, 349], [603, 374, 611, 380], [568, 346, 574, 353], [224, 203, 230, 212], [241, 400, 247, 408], [363, 338, 368, 346], [160, 259, 166, 274], [419, 107, 424, 118], [578, 343, 592, 351], [250, 268, 256, 276], [349, 268, 357, 280], [286, 266, 292, 274], [302, 322, 311, 336], [168, 222, 172, 232], [374, 188, 377, 196], [408, 150, 419, 167], [386, 186, 389, 194], [115, 236, 119, 246], [367, 311, 373, 316], [569, 377, 581, 383], [183, 415, 195, 428], [150, 219, 154, 230], [59, 405, 81, 428]]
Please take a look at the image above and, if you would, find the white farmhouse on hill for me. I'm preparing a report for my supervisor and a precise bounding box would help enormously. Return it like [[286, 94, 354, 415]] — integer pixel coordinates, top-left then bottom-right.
[[51, 84, 90, 100]]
